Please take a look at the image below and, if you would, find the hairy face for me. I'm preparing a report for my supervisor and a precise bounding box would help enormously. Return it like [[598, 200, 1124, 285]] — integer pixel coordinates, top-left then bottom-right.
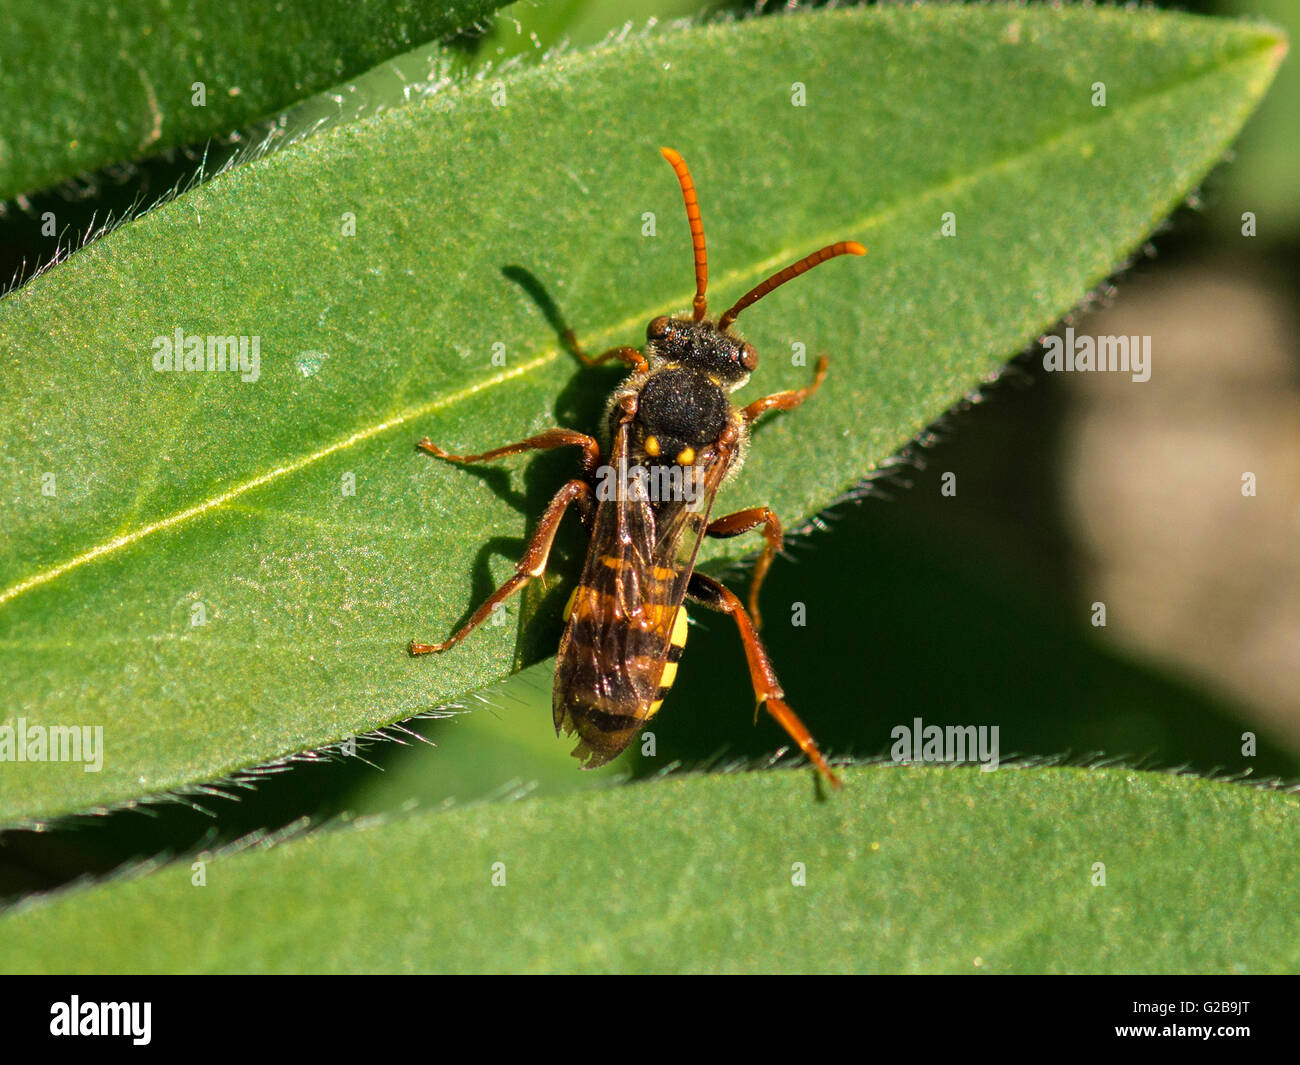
[[646, 316, 757, 386]]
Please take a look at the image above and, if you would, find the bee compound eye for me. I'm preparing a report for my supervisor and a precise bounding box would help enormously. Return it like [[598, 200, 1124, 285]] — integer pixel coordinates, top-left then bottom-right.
[[647, 316, 673, 341], [740, 343, 758, 372]]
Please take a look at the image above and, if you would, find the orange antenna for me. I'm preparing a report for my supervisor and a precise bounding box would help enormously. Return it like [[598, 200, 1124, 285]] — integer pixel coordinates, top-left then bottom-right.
[[718, 241, 866, 331], [660, 147, 709, 321]]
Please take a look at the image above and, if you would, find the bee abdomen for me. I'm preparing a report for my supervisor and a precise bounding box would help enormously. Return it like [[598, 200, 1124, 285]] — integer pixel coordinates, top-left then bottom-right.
[[554, 593, 690, 768], [650, 606, 690, 714]]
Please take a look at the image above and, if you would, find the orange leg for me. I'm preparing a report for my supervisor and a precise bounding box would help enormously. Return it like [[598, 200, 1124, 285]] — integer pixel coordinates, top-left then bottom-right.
[[705, 506, 783, 629], [741, 356, 828, 424], [563, 328, 649, 375], [417, 427, 601, 478], [687, 572, 841, 790], [409, 479, 591, 655]]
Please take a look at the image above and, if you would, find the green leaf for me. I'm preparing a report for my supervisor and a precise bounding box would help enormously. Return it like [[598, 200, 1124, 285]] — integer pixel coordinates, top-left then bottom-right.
[[473, 0, 708, 61], [0, 0, 512, 202], [0, 5, 1285, 824], [1216, 0, 1300, 236], [2, 768, 1297, 973]]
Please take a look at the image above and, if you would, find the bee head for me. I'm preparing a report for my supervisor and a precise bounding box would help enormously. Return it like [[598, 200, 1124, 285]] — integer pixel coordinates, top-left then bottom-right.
[[645, 316, 757, 388]]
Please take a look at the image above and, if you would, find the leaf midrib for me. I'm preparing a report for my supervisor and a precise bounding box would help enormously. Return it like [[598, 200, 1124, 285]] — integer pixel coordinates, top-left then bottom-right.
[[0, 35, 1273, 612]]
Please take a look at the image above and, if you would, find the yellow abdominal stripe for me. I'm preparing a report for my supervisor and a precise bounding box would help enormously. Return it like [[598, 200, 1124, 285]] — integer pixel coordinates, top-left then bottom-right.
[[561, 587, 689, 718], [654, 606, 689, 698], [671, 606, 689, 648]]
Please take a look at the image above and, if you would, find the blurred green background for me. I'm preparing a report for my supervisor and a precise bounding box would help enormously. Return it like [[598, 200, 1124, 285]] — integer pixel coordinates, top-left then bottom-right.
[[1, 0, 1296, 901]]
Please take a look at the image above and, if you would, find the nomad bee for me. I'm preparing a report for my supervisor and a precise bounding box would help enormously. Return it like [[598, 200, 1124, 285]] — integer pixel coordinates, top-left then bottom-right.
[[410, 148, 863, 788]]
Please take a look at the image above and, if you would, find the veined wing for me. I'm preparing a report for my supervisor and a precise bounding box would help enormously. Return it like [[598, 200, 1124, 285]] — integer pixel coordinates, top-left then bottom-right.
[[553, 416, 735, 765]]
